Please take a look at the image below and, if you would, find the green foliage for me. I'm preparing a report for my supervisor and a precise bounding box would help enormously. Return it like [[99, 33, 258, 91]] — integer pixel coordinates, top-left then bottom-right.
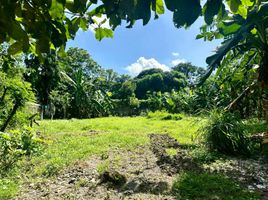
[[0, 0, 233, 56], [0, 45, 35, 131], [0, 127, 44, 171], [190, 146, 223, 164], [200, 110, 252, 156], [44, 48, 113, 118], [147, 111, 183, 121], [172, 172, 259, 200], [0, 179, 18, 200], [165, 148, 177, 157], [135, 68, 186, 99], [172, 62, 205, 81], [198, 2, 268, 113]]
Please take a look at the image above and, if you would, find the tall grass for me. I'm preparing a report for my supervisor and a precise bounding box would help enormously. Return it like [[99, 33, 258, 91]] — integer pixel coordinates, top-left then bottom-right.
[[200, 110, 252, 156]]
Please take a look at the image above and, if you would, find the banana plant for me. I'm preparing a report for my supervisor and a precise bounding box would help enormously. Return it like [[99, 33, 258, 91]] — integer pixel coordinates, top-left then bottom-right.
[[198, 1, 268, 115], [60, 68, 112, 118]]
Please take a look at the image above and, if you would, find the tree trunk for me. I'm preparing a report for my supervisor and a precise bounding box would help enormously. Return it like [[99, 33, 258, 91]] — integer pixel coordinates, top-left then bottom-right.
[[0, 101, 20, 132], [258, 51, 268, 122], [40, 105, 44, 120], [63, 106, 67, 119]]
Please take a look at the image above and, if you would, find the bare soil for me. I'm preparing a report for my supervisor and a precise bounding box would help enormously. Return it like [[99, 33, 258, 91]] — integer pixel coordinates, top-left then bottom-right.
[[15, 134, 268, 200]]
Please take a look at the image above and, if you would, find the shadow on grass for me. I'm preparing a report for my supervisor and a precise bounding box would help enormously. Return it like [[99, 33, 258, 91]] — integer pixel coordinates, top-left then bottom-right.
[[172, 172, 260, 200]]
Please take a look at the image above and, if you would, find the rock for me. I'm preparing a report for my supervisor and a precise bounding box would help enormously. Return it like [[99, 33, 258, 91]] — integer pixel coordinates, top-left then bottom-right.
[[68, 178, 76, 184]]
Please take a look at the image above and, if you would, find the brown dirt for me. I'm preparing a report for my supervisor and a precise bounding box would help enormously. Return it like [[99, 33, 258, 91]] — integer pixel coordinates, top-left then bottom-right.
[[15, 145, 177, 200], [14, 133, 268, 200]]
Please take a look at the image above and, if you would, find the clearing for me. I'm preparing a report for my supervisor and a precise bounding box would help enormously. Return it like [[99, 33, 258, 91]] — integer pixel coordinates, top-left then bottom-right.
[[1, 115, 268, 199]]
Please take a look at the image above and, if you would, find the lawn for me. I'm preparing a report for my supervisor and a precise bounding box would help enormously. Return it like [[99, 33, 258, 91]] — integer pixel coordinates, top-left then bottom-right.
[[1, 115, 204, 199]]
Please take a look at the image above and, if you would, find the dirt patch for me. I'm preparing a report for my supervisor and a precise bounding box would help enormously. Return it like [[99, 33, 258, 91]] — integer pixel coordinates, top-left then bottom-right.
[[149, 134, 202, 175], [15, 146, 176, 200], [203, 158, 268, 199], [14, 133, 268, 200]]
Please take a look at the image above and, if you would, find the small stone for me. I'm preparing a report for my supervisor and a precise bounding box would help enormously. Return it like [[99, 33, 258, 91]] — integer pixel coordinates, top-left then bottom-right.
[[68, 178, 76, 184], [256, 184, 266, 189]]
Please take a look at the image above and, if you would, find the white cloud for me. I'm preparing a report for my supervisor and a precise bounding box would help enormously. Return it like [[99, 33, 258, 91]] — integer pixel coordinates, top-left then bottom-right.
[[125, 57, 170, 76], [88, 15, 111, 33], [172, 52, 179, 57], [171, 58, 187, 66]]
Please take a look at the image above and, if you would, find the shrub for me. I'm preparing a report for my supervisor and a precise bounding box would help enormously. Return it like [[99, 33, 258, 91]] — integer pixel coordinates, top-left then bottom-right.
[[200, 110, 252, 156], [146, 111, 183, 120], [172, 172, 259, 200], [0, 126, 44, 171]]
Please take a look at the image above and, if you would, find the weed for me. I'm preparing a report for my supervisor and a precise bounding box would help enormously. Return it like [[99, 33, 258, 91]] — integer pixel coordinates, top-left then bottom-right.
[[165, 148, 177, 157], [200, 110, 252, 156], [97, 161, 110, 175]]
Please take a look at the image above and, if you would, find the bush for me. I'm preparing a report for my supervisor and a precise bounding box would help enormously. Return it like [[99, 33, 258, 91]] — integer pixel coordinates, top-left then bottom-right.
[[0, 126, 44, 171], [146, 111, 183, 120], [200, 110, 252, 156], [172, 172, 259, 200]]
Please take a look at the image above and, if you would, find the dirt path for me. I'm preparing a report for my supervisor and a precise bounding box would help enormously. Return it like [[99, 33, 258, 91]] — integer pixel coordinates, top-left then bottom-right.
[[15, 134, 268, 200]]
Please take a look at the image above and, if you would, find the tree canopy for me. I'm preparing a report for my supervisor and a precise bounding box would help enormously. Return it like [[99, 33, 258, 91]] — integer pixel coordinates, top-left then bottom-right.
[[1, 0, 258, 57]]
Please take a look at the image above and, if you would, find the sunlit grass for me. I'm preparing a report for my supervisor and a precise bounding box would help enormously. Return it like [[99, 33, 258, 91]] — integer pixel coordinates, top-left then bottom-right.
[[32, 116, 203, 176], [0, 115, 203, 199], [3, 114, 264, 199]]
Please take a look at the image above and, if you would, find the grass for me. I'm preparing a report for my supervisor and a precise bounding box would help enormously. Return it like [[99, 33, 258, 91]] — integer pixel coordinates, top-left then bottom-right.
[[172, 172, 259, 200], [0, 179, 18, 200], [0, 115, 202, 199], [31, 116, 202, 176], [165, 148, 177, 157], [1, 114, 264, 199]]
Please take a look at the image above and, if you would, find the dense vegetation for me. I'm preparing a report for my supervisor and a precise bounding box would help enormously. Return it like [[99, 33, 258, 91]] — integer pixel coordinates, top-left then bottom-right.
[[0, 0, 268, 199]]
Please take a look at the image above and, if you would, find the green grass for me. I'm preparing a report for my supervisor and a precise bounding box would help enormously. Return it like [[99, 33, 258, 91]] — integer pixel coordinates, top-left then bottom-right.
[[0, 115, 202, 199], [165, 148, 177, 157], [32, 116, 202, 176], [243, 118, 268, 135], [0, 179, 18, 200], [1, 115, 264, 199], [172, 172, 259, 200]]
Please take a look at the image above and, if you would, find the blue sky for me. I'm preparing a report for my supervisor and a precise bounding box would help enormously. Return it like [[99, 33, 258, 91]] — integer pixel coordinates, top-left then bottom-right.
[[67, 11, 222, 76]]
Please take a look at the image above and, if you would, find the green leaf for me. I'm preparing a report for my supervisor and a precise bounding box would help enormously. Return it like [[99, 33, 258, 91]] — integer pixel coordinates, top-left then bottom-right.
[[164, 0, 179, 12], [9, 22, 28, 41], [57, 45, 66, 57], [8, 42, 23, 55], [80, 18, 88, 31], [95, 28, 113, 41], [196, 34, 204, 39], [109, 15, 121, 30], [173, 0, 201, 28], [237, 4, 248, 18], [203, 0, 222, 25], [153, 0, 165, 15], [36, 37, 50, 53], [49, 0, 64, 20], [219, 22, 241, 35], [241, 0, 254, 7], [133, 0, 151, 25], [227, 0, 242, 13]]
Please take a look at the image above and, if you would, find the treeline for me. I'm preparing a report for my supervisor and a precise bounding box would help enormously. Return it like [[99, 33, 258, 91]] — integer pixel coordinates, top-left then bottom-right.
[[0, 46, 263, 131]]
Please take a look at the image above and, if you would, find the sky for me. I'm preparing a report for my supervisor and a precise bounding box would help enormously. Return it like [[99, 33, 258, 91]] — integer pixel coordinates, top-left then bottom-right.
[[67, 11, 222, 76]]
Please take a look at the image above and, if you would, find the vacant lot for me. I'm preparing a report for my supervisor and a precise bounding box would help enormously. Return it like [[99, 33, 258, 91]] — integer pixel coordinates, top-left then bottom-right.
[[1, 115, 267, 199]]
